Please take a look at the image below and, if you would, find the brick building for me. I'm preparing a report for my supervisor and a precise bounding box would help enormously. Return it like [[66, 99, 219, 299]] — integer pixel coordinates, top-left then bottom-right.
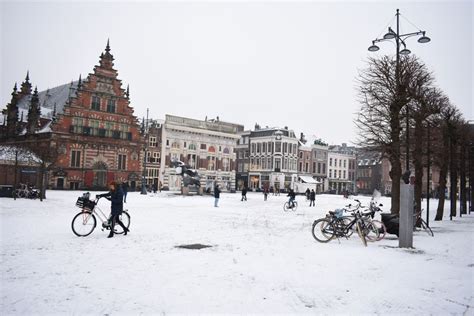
[[0, 41, 143, 190]]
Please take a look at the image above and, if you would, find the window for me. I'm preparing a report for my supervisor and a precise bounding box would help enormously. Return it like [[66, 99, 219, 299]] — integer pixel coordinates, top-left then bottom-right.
[[149, 136, 157, 147], [187, 154, 197, 168], [338, 170, 341, 178], [189, 143, 197, 150], [152, 152, 160, 163], [257, 143, 261, 153], [339, 159, 342, 167], [71, 150, 81, 167], [223, 147, 230, 154], [268, 157, 273, 169], [91, 96, 101, 111], [267, 142, 272, 153], [171, 142, 180, 149], [343, 170, 346, 179], [323, 163, 326, 174], [318, 163, 321, 174], [262, 143, 267, 153], [251, 143, 256, 153], [107, 99, 116, 113], [329, 158, 332, 166], [334, 158, 337, 166], [344, 160, 346, 168], [283, 143, 288, 153], [305, 162, 309, 173], [275, 142, 281, 152], [208, 146, 216, 153], [275, 158, 281, 170], [299, 152, 303, 159], [283, 158, 288, 170], [200, 143, 206, 150], [312, 162, 316, 173], [329, 170, 332, 178], [207, 156, 216, 170], [118, 154, 126, 170], [89, 119, 99, 136]]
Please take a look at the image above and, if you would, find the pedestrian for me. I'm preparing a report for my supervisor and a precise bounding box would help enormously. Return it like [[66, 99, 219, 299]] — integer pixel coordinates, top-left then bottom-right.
[[309, 189, 316, 207], [152, 183, 157, 193], [287, 189, 296, 208], [122, 181, 129, 203], [97, 181, 129, 238], [214, 184, 221, 207], [158, 181, 162, 192], [241, 186, 247, 201], [305, 188, 310, 201], [263, 187, 268, 201]]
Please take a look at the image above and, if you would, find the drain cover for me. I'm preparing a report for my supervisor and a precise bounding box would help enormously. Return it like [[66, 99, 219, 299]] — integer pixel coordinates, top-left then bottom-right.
[[175, 244, 213, 250]]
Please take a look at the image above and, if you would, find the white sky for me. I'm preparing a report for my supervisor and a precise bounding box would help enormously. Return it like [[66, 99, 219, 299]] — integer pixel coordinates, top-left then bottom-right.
[[1, 1, 472, 144]]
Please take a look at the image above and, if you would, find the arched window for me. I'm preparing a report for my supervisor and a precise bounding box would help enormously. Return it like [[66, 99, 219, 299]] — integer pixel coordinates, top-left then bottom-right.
[[171, 142, 180, 149], [223, 147, 230, 154], [208, 146, 216, 153], [188, 143, 197, 150]]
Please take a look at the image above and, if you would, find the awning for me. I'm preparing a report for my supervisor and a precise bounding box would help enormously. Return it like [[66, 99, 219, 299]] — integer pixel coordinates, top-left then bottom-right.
[[299, 176, 321, 184]]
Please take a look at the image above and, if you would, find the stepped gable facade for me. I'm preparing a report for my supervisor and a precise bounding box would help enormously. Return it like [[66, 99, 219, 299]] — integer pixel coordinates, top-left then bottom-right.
[[1, 41, 143, 190]]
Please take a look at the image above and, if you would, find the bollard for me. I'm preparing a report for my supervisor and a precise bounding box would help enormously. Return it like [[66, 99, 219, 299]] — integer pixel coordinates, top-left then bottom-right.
[[399, 183, 414, 248]]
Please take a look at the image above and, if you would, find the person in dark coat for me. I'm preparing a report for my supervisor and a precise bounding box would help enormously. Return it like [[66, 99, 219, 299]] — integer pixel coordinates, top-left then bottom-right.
[[287, 189, 296, 208], [214, 185, 221, 207], [305, 188, 310, 201], [122, 182, 129, 203], [263, 187, 268, 201], [309, 189, 316, 207], [241, 186, 247, 201], [97, 181, 129, 238]]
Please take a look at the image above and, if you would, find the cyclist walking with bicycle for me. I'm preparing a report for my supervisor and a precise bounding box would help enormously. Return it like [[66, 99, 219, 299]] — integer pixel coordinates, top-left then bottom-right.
[[97, 181, 129, 238]]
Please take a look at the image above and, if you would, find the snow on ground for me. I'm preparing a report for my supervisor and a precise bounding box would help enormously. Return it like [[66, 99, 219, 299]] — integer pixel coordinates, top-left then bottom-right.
[[1, 191, 473, 315]]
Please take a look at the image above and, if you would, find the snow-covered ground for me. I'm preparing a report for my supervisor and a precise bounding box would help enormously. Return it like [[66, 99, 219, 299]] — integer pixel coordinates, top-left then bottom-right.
[[1, 190, 473, 315]]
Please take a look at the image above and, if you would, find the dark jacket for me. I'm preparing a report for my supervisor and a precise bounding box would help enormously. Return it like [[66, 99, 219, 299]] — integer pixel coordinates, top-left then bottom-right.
[[214, 187, 221, 198], [242, 188, 247, 196], [287, 190, 296, 199], [100, 186, 124, 215], [122, 182, 129, 193], [310, 191, 316, 200]]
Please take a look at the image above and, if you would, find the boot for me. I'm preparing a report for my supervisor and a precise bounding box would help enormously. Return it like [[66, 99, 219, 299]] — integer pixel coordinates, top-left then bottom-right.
[[107, 231, 114, 238]]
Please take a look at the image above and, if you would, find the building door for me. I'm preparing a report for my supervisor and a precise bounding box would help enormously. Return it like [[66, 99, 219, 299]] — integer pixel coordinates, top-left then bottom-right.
[[56, 178, 64, 189], [93, 161, 108, 188]]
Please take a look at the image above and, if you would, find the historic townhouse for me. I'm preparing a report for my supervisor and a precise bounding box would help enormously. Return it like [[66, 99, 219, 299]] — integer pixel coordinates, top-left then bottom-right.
[[310, 141, 329, 192], [0, 41, 143, 190], [235, 130, 251, 190], [245, 125, 299, 192], [327, 143, 358, 194], [160, 115, 243, 192]]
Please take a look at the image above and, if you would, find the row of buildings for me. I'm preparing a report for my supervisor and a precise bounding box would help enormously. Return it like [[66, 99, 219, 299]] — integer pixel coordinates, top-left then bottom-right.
[[0, 42, 437, 195]]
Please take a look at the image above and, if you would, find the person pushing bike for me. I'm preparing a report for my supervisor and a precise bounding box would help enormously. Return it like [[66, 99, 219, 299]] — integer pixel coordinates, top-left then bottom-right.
[[97, 181, 129, 238]]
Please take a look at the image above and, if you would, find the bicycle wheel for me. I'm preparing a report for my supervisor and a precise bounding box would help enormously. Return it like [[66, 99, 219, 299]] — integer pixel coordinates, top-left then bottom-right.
[[71, 211, 97, 237], [371, 220, 386, 241], [312, 218, 335, 243], [341, 217, 354, 237], [292, 202, 298, 212], [356, 222, 367, 247], [113, 211, 131, 234], [364, 221, 380, 242], [420, 219, 434, 237], [283, 202, 291, 212]]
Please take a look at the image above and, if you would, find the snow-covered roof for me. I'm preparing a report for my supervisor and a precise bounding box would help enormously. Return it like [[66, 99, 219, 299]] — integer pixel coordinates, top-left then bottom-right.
[[299, 175, 321, 184], [17, 81, 79, 121], [0, 145, 42, 164]]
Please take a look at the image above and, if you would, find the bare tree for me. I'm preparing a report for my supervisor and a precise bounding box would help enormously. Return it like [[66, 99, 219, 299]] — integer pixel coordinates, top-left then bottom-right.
[[433, 105, 462, 221], [355, 55, 426, 214]]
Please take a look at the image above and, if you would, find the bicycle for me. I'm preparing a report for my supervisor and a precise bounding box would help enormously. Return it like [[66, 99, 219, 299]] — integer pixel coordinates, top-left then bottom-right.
[[413, 210, 434, 237], [283, 200, 298, 212], [71, 192, 131, 237], [312, 200, 372, 246]]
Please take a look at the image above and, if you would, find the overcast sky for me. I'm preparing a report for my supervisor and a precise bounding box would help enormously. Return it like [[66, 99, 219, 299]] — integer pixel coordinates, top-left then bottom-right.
[[1, 1, 472, 145]]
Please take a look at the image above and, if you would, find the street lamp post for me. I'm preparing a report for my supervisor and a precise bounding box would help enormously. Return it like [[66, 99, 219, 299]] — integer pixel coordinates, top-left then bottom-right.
[[368, 9, 431, 183]]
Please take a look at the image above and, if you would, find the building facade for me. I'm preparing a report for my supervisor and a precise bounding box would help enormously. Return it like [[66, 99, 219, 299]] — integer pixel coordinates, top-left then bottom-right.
[[310, 143, 329, 192], [160, 115, 243, 192], [327, 144, 358, 194], [0, 41, 143, 190], [235, 130, 251, 190], [242, 125, 298, 192]]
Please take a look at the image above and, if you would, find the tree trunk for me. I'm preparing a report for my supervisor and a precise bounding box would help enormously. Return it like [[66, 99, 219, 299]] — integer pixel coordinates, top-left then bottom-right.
[[449, 138, 457, 218], [39, 162, 45, 202], [460, 145, 467, 214], [435, 164, 448, 220], [413, 118, 423, 218]]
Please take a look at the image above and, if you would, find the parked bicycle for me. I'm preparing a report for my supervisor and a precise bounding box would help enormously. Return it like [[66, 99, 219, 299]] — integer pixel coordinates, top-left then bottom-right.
[[413, 210, 434, 237], [283, 200, 298, 212], [71, 192, 131, 237], [312, 200, 374, 246], [15, 183, 39, 199]]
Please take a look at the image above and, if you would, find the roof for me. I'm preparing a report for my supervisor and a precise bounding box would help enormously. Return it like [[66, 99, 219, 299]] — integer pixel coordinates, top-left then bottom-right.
[[0, 145, 41, 164], [17, 81, 79, 121]]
